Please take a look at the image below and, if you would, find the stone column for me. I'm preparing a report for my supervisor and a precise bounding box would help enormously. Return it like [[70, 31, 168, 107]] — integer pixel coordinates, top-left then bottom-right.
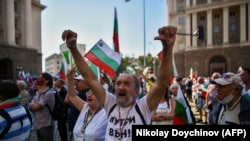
[[192, 13, 197, 47], [186, 13, 191, 47], [24, 0, 32, 48], [248, 3, 250, 42], [223, 7, 229, 44], [207, 10, 212, 46], [193, 0, 196, 6], [6, 0, 15, 45], [186, 0, 190, 7], [240, 4, 246, 42]]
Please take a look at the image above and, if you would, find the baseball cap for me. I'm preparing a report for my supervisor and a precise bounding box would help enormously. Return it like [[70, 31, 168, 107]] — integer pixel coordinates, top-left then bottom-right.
[[74, 75, 85, 81], [211, 72, 243, 87]]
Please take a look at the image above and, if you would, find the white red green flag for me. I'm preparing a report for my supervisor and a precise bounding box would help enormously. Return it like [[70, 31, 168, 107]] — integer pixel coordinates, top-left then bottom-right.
[[62, 50, 70, 65], [59, 61, 67, 80], [173, 85, 195, 125], [84, 39, 121, 77]]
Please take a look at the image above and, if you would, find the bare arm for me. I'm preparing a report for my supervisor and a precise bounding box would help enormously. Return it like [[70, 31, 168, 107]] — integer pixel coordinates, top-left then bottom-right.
[[147, 26, 177, 110], [66, 69, 85, 111], [61, 30, 106, 105]]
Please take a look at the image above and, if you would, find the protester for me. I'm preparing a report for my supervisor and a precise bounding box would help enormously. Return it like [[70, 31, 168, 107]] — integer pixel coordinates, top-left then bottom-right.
[[54, 79, 69, 141], [61, 25, 177, 140], [0, 82, 32, 140], [29, 72, 55, 141], [17, 80, 32, 108], [64, 75, 90, 141], [66, 70, 107, 141], [211, 72, 245, 124], [204, 72, 221, 124], [240, 68, 250, 96], [151, 83, 178, 125]]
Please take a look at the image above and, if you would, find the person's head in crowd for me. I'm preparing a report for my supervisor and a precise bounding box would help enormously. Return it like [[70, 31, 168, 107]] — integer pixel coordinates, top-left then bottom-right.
[[17, 80, 27, 91], [0, 82, 19, 102], [240, 68, 250, 85], [169, 82, 179, 97], [74, 75, 89, 91], [211, 72, 221, 80], [36, 72, 53, 88], [212, 72, 243, 105], [115, 73, 140, 107]]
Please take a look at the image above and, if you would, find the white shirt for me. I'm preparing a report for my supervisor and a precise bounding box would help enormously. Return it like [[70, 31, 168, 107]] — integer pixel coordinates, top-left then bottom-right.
[[104, 92, 152, 141], [73, 103, 107, 141]]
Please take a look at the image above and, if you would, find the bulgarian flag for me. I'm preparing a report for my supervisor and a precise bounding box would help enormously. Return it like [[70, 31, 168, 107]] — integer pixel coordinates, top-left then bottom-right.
[[157, 51, 178, 82], [113, 7, 120, 53], [62, 50, 71, 65], [59, 61, 67, 80], [173, 85, 195, 125], [59, 51, 70, 80], [84, 39, 121, 77]]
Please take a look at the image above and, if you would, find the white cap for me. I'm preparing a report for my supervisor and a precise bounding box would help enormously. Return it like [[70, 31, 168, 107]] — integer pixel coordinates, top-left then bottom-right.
[[74, 75, 85, 81], [211, 72, 243, 87]]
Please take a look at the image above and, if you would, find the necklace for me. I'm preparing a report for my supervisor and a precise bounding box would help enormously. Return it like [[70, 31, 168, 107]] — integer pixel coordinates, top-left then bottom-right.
[[118, 105, 134, 140], [81, 105, 102, 134]]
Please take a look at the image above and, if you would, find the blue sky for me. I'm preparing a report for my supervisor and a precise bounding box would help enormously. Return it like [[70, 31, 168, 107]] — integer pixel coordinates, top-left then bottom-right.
[[41, 0, 168, 71]]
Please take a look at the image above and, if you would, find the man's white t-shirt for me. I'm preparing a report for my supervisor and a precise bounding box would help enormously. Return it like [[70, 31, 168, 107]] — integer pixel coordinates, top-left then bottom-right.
[[104, 91, 152, 141]]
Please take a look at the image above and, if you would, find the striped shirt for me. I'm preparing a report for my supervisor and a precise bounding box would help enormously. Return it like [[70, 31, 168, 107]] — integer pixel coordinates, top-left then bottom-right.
[[0, 104, 32, 141]]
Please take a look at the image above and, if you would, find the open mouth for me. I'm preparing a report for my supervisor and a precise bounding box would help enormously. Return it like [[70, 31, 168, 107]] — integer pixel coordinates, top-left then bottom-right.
[[87, 98, 93, 102]]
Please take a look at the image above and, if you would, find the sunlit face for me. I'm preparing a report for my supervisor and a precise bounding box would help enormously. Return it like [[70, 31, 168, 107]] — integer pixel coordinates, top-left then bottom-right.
[[240, 70, 250, 84], [115, 74, 138, 107], [215, 84, 233, 100], [170, 86, 178, 97], [86, 91, 99, 107]]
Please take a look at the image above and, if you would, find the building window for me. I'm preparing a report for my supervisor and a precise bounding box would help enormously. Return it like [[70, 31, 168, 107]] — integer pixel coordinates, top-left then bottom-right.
[[178, 17, 185, 24], [178, 0, 184, 3], [178, 6, 184, 12], [199, 16, 205, 22], [214, 13, 220, 20], [214, 26, 220, 33], [229, 24, 236, 31], [15, 36, 20, 45], [229, 11, 235, 18]]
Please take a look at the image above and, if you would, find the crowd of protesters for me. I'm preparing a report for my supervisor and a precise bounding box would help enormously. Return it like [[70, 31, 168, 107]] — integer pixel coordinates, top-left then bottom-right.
[[1, 25, 250, 141]]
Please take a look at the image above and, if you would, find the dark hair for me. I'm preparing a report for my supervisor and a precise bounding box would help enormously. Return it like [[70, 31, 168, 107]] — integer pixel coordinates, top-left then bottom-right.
[[42, 72, 53, 88], [243, 68, 250, 74], [0, 82, 19, 100]]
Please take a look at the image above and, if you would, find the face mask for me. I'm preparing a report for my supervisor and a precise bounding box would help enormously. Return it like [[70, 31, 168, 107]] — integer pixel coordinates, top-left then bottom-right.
[[220, 89, 235, 105], [36, 77, 44, 86]]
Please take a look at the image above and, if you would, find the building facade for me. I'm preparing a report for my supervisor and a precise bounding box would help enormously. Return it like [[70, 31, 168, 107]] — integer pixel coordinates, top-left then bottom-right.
[[45, 43, 86, 76], [168, 0, 250, 77], [0, 0, 45, 81]]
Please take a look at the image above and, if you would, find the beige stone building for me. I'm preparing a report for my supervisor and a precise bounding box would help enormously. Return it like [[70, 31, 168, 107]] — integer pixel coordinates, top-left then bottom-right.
[[45, 43, 86, 77], [0, 0, 45, 81], [168, 0, 250, 77]]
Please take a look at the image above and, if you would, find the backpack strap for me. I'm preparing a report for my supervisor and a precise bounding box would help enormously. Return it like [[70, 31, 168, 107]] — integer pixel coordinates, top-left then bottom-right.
[[108, 104, 117, 117], [135, 103, 146, 125], [108, 103, 146, 125], [0, 109, 12, 138]]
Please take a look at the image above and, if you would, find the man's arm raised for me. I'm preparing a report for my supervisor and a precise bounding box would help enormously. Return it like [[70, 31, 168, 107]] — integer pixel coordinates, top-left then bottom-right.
[[61, 30, 106, 105], [147, 26, 177, 111]]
